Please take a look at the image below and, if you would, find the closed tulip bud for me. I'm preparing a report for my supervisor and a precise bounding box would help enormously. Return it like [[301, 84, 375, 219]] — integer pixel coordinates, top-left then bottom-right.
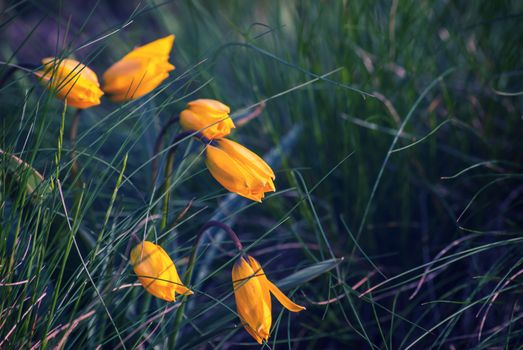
[[36, 58, 104, 109], [179, 99, 235, 139], [102, 35, 175, 102], [232, 255, 305, 344], [130, 241, 192, 302], [205, 138, 275, 202]]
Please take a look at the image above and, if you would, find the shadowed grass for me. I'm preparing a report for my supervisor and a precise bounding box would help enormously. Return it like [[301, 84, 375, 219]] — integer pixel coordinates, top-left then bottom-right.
[[1, 1, 523, 349]]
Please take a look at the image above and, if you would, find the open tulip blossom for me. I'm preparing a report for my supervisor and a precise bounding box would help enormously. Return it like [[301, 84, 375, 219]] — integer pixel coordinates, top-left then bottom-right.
[[179, 99, 235, 139], [232, 255, 305, 344], [35, 57, 104, 109], [205, 138, 275, 202], [102, 34, 175, 102], [130, 241, 192, 302]]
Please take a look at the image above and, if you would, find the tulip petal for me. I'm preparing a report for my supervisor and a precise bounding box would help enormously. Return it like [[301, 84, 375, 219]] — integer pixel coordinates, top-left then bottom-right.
[[216, 139, 275, 181], [130, 241, 192, 302], [246, 256, 272, 316], [266, 280, 305, 312], [205, 145, 259, 192], [180, 99, 234, 139], [246, 255, 304, 312], [232, 257, 271, 343], [41, 57, 100, 86], [166, 261, 193, 296], [102, 58, 144, 92], [102, 35, 175, 101], [36, 58, 104, 109], [175, 285, 194, 296], [242, 321, 264, 344], [205, 139, 276, 201], [180, 109, 232, 139], [126, 34, 175, 60], [188, 99, 230, 115]]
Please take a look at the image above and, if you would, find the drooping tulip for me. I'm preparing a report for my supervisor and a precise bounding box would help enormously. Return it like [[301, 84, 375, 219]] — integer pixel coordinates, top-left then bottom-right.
[[179, 99, 235, 139], [130, 241, 192, 301], [36, 58, 103, 109], [232, 255, 305, 344], [102, 35, 175, 102], [205, 138, 275, 202]]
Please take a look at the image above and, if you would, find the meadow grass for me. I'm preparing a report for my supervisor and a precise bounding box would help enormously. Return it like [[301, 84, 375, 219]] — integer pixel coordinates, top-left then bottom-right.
[[1, 1, 522, 349]]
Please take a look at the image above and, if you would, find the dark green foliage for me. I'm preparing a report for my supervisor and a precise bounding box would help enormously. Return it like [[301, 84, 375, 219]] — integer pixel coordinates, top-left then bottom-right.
[[1, 1, 522, 349]]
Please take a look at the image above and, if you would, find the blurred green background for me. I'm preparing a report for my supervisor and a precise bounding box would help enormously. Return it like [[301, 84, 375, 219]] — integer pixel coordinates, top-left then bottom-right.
[[1, 1, 522, 349]]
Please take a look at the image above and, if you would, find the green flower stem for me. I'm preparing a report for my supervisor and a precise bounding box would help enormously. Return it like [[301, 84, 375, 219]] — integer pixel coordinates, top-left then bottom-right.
[[69, 108, 82, 182], [151, 115, 180, 185], [159, 131, 210, 233]]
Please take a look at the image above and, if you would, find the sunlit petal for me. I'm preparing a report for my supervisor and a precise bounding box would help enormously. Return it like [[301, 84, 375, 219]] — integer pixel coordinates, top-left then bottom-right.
[[180, 99, 235, 139], [102, 35, 175, 102], [130, 241, 192, 302], [36, 58, 103, 109]]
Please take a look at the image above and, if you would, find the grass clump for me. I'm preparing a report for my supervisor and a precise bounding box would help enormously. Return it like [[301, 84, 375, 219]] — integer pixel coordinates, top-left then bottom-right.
[[1, 1, 522, 349]]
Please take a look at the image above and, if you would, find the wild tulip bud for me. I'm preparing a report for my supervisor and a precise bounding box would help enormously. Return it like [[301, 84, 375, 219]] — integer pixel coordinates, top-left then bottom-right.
[[232, 255, 305, 344], [130, 241, 192, 302], [205, 138, 275, 202], [179, 99, 235, 139], [36, 58, 103, 109], [102, 35, 175, 102]]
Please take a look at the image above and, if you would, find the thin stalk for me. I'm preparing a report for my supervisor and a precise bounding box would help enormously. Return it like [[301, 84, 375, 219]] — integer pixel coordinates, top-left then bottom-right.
[[151, 115, 180, 184], [55, 102, 67, 180], [93, 153, 128, 257], [41, 185, 85, 350], [69, 109, 82, 181], [159, 131, 209, 232], [170, 221, 243, 347]]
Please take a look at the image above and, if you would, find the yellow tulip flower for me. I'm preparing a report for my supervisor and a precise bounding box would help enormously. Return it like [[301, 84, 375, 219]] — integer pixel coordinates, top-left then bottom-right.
[[102, 35, 175, 102], [232, 255, 305, 344], [130, 241, 192, 302], [36, 58, 103, 109], [205, 138, 275, 202], [180, 99, 235, 139]]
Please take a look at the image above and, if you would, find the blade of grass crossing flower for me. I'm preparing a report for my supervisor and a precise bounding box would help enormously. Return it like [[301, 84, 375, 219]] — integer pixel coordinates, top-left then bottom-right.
[[193, 124, 303, 284]]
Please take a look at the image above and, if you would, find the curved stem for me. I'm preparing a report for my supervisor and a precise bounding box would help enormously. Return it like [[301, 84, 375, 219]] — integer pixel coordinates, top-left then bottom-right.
[[151, 115, 180, 184], [195, 220, 243, 252], [170, 221, 243, 347], [182, 220, 243, 291]]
